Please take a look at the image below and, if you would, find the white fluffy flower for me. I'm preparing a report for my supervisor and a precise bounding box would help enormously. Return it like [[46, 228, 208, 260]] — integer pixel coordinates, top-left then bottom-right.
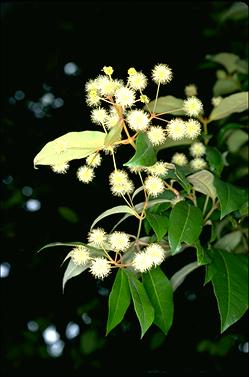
[[109, 231, 130, 252], [211, 96, 222, 107], [146, 161, 168, 177], [184, 84, 197, 97], [109, 169, 134, 196], [144, 175, 165, 197], [145, 243, 166, 266], [77, 165, 95, 183], [185, 119, 201, 139], [128, 71, 147, 91], [51, 162, 69, 174], [167, 118, 186, 140], [90, 107, 108, 125], [86, 153, 102, 168], [189, 142, 206, 157], [132, 251, 154, 272], [183, 97, 203, 117], [190, 158, 207, 170], [147, 126, 166, 146], [90, 257, 111, 279], [126, 109, 150, 131], [96, 75, 122, 96], [114, 86, 136, 108], [171, 153, 188, 166], [88, 228, 107, 246], [70, 246, 90, 266], [152, 63, 173, 84]]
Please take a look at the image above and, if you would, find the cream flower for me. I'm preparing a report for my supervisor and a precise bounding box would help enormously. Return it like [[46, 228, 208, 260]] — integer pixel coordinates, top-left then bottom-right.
[[171, 153, 188, 166], [145, 243, 165, 266], [126, 109, 150, 131], [183, 97, 203, 117], [166, 118, 186, 140], [90, 107, 108, 125], [86, 89, 101, 107], [109, 231, 130, 252], [90, 257, 111, 279], [189, 142, 206, 157], [70, 246, 90, 266], [127, 71, 147, 91], [190, 158, 207, 170], [102, 66, 114, 76], [86, 153, 102, 168], [88, 228, 107, 246], [51, 162, 69, 174], [144, 175, 165, 197], [114, 86, 136, 108], [109, 169, 134, 196], [184, 84, 197, 97], [211, 96, 222, 107], [85, 79, 99, 93], [77, 165, 95, 183], [105, 107, 120, 129], [147, 126, 166, 146], [185, 119, 201, 139], [146, 161, 168, 177], [140, 94, 150, 104], [132, 251, 154, 272], [152, 63, 173, 84], [96, 75, 122, 96]]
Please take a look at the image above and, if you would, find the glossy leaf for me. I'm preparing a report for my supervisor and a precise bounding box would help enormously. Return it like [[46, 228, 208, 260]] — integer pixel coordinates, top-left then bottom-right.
[[143, 267, 173, 335], [34, 131, 106, 167], [106, 269, 131, 335], [146, 95, 185, 116], [206, 249, 248, 332], [124, 132, 157, 167], [206, 146, 224, 176], [170, 262, 200, 291], [146, 212, 168, 241], [187, 170, 217, 201], [168, 202, 203, 254], [194, 239, 211, 265], [62, 259, 90, 291], [214, 177, 247, 219], [209, 92, 248, 121], [90, 205, 137, 229], [125, 270, 154, 338], [157, 137, 193, 152]]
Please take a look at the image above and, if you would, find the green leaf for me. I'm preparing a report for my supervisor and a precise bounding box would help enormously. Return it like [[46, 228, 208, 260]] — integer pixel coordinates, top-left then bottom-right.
[[221, 2, 248, 22], [194, 239, 211, 265], [125, 270, 154, 338], [206, 146, 224, 176], [62, 259, 90, 291], [206, 249, 248, 332], [34, 131, 106, 167], [146, 95, 185, 116], [57, 206, 79, 223], [170, 262, 200, 291], [90, 205, 137, 229], [124, 132, 157, 167], [207, 52, 240, 74], [146, 212, 168, 241], [214, 231, 242, 252], [143, 267, 173, 335], [209, 92, 248, 121], [217, 123, 242, 147], [168, 202, 203, 254], [213, 78, 241, 97], [37, 241, 85, 253], [187, 170, 217, 202], [226, 129, 248, 153], [156, 137, 193, 152], [106, 269, 131, 335], [104, 120, 123, 147], [214, 177, 247, 219]]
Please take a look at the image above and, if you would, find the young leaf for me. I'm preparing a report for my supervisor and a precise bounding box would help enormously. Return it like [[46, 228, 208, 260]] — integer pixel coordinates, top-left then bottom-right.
[[34, 131, 106, 167], [104, 120, 123, 147], [90, 205, 137, 229], [62, 259, 90, 291], [206, 249, 248, 332], [168, 202, 203, 254], [143, 267, 173, 335], [206, 146, 224, 176], [214, 177, 247, 219], [146, 212, 169, 241], [106, 269, 131, 335], [187, 170, 217, 202], [125, 270, 154, 338], [146, 95, 185, 116], [209, 92, 248, 121], [124, 132, 157, 167], [170, 262, 200, 291]]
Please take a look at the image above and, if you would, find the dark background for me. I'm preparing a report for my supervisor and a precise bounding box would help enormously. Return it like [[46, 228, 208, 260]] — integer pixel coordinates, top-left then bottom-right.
[[1, 1, 248, 376]]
